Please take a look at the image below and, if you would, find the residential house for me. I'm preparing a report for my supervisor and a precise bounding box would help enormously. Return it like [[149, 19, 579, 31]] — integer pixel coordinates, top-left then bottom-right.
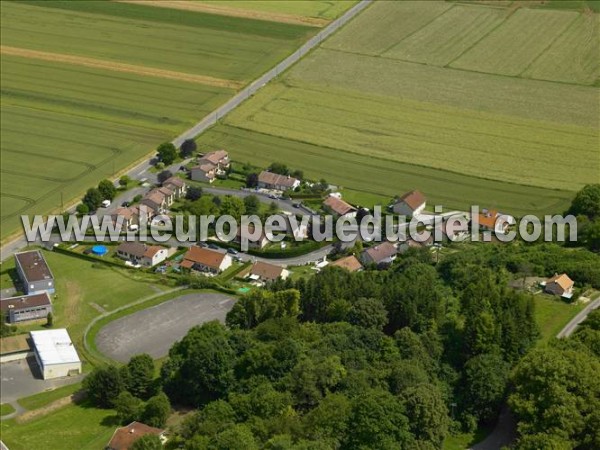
[[162, 176, 187, 199], [190, 163, 218, 183], [116, 243, 170, 267], [199, 150, 230, 169], [1, 292, 52, 324], [544, 273, 574, 299], [323, 195, 357, 218], [258, 171, 300, 191], [235, 224, 269, 250], [14, 250, 55, 295], [474, 209, 510, 234], [181, 246, 232, 274], [140, 189, 170, 214], [360, 242, 398, 265], [111, 207, 138, 230], [331, 255, 363, 272], [246, 261, 289, 284], [392, 190, 426, 217], [106, 421, 167, 450]]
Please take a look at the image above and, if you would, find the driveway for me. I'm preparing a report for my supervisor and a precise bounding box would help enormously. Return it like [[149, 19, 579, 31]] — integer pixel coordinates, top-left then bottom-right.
[[95, 293, 236, 362], [0, 356, 82, 404]]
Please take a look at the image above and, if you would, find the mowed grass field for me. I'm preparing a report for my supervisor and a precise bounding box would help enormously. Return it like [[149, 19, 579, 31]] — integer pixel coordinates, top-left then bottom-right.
[[196, 0, 358, 20], [0, 1, 317, 239], [199, 1, 599, 216]]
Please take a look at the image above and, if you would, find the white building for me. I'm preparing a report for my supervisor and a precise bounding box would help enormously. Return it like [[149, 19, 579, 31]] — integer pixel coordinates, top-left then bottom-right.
[[30, 329, 82, 380]]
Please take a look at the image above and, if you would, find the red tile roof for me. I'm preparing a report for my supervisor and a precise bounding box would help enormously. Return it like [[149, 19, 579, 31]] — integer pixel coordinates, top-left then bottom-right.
[[249, 261, 285, 281], [258, 171, 299, 188], [182, 246, 227, 270], [547, 273, 574, 291], [323, 196, 356, 216], [363, 242, 397, 263], [397, 190, 426, 211], [107, 422, 164, 450], [331, 255, 363, 272]]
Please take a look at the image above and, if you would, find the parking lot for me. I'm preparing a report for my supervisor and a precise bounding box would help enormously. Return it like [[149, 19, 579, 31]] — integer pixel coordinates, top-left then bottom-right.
[[95, 293, 236, 363], [0, 357, 82, 405]]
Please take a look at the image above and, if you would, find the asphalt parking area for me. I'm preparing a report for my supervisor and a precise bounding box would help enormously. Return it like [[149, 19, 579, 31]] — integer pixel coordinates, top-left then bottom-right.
[[0, 356, 81, 404], [95, 293, 236, 363]]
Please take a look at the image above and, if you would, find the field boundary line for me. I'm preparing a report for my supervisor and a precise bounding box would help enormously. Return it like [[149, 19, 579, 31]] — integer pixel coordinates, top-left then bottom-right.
[[113, 0, 329, 27], [379, 3, 455, 56], [0, 46, 245, 89], [517, 13, 581, 76]]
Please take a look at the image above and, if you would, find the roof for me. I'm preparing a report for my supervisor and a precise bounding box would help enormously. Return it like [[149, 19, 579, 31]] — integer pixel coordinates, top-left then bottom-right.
[[396, 190, 426, 211], [191, 163, 216, 175], [258, 171, 299, 188], [547, 273, 574, 290], [183, 246, 227, 270], [30, 329, 80, 367], [117, 242, 147, 258], [199, 150, 228, 165], [323, 196, 356, 216], [143, 246, 165, 258], [331, 255, 363, 272], [107, 422, 165, 450], [15, 250, 53, 283], [363, 242, 397, 263], [144, 189, 166, 205], [249, 261, 285, 281], [476, 210, 503, 230], [1, 292, 52, 312], [113, 207, 135, 221], [158, 186, 173, 197], [163, 176, 185, 188]]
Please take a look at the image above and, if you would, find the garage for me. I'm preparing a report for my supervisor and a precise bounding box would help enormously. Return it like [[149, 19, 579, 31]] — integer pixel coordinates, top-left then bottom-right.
[[30, 329, 81, 380]]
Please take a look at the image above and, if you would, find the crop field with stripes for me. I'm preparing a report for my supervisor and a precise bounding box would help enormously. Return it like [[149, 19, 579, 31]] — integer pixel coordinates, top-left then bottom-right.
[[0, 0, 318, 239], [200, 0, 599, 217]]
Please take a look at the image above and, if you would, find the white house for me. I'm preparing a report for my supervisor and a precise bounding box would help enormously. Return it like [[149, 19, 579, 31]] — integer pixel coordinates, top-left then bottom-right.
[[323, 195, 357, 218], [181, 246, 232, 274], [116, 243, 170, 267], [30, 329, 81, 380]]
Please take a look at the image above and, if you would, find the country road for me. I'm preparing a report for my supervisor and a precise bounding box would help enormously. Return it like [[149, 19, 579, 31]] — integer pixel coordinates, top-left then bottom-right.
[[0, 0, 373, 262]]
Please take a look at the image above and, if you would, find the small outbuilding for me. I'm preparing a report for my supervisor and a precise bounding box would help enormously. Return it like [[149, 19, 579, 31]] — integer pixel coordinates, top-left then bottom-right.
[[30, 329, 81, 380]]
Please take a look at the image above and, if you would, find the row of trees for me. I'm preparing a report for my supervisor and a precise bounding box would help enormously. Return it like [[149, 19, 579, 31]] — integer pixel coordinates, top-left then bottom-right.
[[156, 139, 197, 166], [77, 179, 117, 214]]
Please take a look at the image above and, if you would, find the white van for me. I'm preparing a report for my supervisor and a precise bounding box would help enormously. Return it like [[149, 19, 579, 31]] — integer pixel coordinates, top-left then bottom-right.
[[101, 199, 111, 208]]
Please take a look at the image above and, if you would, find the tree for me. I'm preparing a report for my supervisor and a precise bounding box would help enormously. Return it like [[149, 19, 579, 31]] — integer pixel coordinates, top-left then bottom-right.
[[114, 391, 143, 424], [243, 195, 261, 215], [141, 392, 171, 428], [186, 186, 203, 201], [226, 290, 300, 329], [269, 162, 289, 175], [568, 184, 600, 219], [219, 195, 246, 218], [157, 142, 177, 165], [119, 175, 131, 187], [46, 312, 53, 327], [348, 297, 388, 329], [83, 365, 124, 408], [461, 353, 509, 424], [130, 434, 162, 450], [188, 196, 220, 217], [246, 173, 259, 188], [125, 354, 155, 399], [180, 139, 197, 158], [157, 170, 173, 185], [400, 383, 449, 447], [161, 321, 235, 406], [291, 169, 304, 180], [76, 203, 89, 215], [83, 187, 103, 211], [98, 179, 117, 201], [211, 424, 258, 450]]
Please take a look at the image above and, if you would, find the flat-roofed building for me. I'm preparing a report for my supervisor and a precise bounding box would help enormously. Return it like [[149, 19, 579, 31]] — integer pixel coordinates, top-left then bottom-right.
[[14, 250, 55, 295], [1, 292, 52, 324], [30, 329, 81, 380]]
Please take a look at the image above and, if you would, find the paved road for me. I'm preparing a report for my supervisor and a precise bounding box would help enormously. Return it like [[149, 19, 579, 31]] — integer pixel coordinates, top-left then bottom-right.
[[557, 297, 600, 338], [0, 0, 372, 262], [95, 293, 236, 362]]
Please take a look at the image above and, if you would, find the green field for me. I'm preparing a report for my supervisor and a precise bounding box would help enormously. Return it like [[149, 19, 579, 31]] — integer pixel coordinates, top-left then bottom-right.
[[199, 1, 599, 216], [0, 1, 317, 239], [533, 295, 586, 343], [0, 401, 116, 450], [0, 404, 15, 417], [198, 0, 358, 20]]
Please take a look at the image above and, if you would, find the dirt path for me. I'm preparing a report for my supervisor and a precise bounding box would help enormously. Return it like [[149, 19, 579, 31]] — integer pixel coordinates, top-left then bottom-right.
[[114, 0, 329, 27], [16, 391, 85, 424], [0, 46, 245, 89]]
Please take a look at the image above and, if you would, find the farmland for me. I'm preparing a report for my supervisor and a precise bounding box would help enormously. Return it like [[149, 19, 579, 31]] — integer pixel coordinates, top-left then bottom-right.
[[0, 1, 318, 239], [201, 1, 599, 216]]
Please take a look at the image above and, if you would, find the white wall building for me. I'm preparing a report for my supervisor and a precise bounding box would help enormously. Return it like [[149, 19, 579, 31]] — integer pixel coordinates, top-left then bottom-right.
[[30, 329, 82, 380]]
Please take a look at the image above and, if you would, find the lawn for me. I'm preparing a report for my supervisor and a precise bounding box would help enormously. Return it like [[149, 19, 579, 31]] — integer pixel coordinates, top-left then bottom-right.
[[0, 401, 117, 450], [0, 249, 167, 363], [17, 383, 82, 412], [533, 294, 586, 343], [0, 0, 318, 240], [200, 1, 598, 217], [1, 404, 15, 417]]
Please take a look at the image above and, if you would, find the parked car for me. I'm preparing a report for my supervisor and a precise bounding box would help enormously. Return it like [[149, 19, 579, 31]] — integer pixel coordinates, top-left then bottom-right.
[[101, 199, 111, 208], [293, 202, 302, 208], [227, 248, 238, 255], [208, 243, 220, 250], [269, 194, 278, 199], [233, 256, 243, 262], [198, 242, 208, 248], [121, 201, 130, 207]]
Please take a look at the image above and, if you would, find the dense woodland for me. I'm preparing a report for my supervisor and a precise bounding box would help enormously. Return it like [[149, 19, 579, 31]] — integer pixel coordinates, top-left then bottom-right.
[[81, 185, 600, 449]]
